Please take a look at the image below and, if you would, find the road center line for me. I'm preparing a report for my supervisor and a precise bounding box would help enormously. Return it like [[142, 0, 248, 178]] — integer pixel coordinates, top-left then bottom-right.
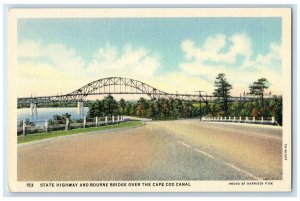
[[177, 140, 214, 159], [223, 162, 263, 180], [176, 140, 262, 180], [193, 148, 215, 159], [177, 140, 191, 148]]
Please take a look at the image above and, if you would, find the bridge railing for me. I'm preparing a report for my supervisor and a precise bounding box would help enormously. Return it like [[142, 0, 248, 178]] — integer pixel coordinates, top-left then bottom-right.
[[202, 116, 279, 126], [17, 115, 126, 136]]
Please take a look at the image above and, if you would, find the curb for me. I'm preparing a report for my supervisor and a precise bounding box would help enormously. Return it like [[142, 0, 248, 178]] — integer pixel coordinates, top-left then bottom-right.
[[202, 121, 282, 130]]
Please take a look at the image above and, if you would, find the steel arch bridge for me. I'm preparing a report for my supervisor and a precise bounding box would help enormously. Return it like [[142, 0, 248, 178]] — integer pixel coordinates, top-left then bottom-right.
[[18, 77, 198, 104], [17, 76, 265, 106]]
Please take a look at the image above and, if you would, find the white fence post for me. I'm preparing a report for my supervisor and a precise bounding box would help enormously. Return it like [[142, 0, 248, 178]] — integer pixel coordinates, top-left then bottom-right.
[[272, 117, 275, 124], [246, 116, 249, 122], [83, 116, 86, 128], [261, 117, 264, 123], [44, 120, 48, 132], [65, 118, 69, 130], [117, 115, 120, 122], [105, 116, 108, 125], [233, 116, 236, 121], [95, 117, 98, 126], [112, 116, 115, 124], [253, 117, 255, 122], [22, 120, 26, 135], [239, 116, 242, 121]]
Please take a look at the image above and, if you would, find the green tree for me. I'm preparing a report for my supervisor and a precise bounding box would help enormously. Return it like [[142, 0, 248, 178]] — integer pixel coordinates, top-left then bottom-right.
[[125, 102, 135, 116], [48, 113, 71, 125], [119, 98, 126, 115], [183, 101, 191, 118], [213, 73, 233, 115], [18, 119, 36, 127], [170, 99, 181, 119], [102, 95, 118, 116], [269, 96, 282, 125], [251, 107, 259, 118], [239, 102, 253, 117], [156, 99, 163, 119], [147, 101, 159, 119], [228, 101, 242, 116], [136, 97, 147, 117], [88, 99, 104, 118], [249, 78, 270, 108], [162, 99, 170, 118]]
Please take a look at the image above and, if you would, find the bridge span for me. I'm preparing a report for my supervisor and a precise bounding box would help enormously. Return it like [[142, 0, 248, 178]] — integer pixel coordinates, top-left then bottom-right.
[[18, 76, 253, 105]]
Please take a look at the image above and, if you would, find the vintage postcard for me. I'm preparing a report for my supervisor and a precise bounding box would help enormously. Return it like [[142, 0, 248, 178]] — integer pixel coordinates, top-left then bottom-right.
[[7, 8, 292, 192]]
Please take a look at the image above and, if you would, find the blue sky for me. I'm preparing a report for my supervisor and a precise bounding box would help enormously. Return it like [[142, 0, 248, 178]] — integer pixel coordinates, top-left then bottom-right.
[[17, 17, 282, 97]]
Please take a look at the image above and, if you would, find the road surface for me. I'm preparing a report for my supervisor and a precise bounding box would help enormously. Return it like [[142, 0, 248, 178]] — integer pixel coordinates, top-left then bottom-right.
[[18, 120, 282, 181]]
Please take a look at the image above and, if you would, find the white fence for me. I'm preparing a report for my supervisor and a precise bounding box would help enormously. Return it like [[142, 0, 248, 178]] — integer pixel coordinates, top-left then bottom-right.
[[18, 115, 125, 136], [202, 116, 279, 125]]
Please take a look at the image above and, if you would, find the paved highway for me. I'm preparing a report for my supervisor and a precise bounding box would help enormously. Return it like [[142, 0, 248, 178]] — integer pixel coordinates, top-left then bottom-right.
[[18, 120, 282, 181]]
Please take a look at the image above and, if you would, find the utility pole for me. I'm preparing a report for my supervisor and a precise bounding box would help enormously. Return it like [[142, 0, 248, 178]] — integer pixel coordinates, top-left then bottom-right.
[[195, 91, 205, 121]]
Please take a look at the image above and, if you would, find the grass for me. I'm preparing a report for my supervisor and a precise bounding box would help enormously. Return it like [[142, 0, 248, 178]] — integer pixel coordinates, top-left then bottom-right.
[[18, 121, 143, 144], [192, 102, 214, 107]]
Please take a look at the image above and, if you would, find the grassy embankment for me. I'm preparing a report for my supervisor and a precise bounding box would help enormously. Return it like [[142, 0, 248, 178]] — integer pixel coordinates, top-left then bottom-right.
[[18, 121, 143, 144]]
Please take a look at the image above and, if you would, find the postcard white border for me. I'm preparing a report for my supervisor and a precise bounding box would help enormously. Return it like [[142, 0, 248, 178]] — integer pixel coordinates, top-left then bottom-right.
[[8, 8, 292, 192]]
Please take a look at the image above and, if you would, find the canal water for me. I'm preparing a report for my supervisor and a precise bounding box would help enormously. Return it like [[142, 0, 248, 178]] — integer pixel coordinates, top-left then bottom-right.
[[17, 107, 89, 126]]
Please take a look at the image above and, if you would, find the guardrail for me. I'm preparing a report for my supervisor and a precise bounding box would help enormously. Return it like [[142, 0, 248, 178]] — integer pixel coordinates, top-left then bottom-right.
[[17, 115, 125, 136], [202, 116, 279, 126]]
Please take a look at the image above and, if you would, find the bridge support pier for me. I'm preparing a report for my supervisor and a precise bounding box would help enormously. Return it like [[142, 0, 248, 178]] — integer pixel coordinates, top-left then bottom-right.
[[30, 103, 37, 116], [77, 102, 84, 119]]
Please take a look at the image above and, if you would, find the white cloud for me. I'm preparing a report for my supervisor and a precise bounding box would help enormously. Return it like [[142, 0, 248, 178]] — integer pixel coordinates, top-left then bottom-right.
[[87, 43, 160, 79], [18, 41, 44, 58], [148, 72, 213, 95], [17, 41, 160, 97], [180, 34, 282, 96], [181, 32, 252, 65]]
